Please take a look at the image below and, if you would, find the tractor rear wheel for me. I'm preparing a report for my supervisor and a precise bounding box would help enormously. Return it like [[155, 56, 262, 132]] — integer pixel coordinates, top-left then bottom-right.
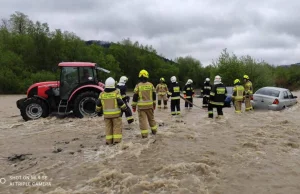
[[73, 91, 99, 118], [20, 98, 49, 121]]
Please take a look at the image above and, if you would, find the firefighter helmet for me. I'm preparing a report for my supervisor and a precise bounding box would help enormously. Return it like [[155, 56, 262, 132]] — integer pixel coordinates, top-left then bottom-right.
[[243, 75, 249, 79], [186, 79, 193, 85], [234, 79, 240, 85], [214, 75, 221, 82], [119, 76, 128, 84], [160, 77, 165, 82], [205, 78, 210, 82], [139, 69, 149, 78], [171, 76, 177, 83], [105, 77, 116, 88]]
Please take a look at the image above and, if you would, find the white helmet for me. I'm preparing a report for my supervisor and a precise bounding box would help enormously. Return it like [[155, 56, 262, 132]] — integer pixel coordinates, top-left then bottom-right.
[[119, 76, 128, 84], [205, 78, 210, 82], [171, 76, 177, 83], [214, 75, 221, 83], [105, 77, 116, 88], [186, 79, 193, 85]]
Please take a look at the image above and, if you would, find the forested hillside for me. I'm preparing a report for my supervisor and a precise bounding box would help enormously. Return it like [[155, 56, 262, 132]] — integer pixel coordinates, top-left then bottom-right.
[[0, 11, 299, 94]]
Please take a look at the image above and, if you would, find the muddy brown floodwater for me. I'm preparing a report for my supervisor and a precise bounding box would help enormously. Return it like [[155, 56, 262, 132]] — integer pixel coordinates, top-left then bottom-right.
[[0, 93, 300, 194]]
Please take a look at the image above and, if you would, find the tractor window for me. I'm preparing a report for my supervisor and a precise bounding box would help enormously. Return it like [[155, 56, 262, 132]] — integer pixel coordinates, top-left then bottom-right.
[[61, 67, 78, 84], [80, 68, 94, 83], [93, 68, 98, 82], [60, 67, 79, 100]]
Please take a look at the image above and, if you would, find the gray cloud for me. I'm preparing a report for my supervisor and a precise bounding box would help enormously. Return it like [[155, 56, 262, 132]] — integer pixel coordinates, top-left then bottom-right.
[[0, 0, 299, 65]]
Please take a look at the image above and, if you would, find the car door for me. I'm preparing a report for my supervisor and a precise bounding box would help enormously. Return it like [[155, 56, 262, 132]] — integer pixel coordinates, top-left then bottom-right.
[[282, 91, 290, 107], [287, 90, 296, 106]]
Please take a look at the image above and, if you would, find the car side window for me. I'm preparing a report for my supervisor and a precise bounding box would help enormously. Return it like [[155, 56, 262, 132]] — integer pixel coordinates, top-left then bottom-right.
[[287, 90, 293, 99], [283, 91, 288, 99]]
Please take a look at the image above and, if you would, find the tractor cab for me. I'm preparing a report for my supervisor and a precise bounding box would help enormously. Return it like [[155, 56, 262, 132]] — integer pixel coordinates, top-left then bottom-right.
[[57, 62, 109, 115], [58, 62, 108, 100]]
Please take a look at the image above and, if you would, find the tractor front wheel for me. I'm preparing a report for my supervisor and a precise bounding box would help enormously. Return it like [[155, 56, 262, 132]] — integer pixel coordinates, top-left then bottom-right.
[[20, 98, 49, 121], [73, 91, 99, 118]]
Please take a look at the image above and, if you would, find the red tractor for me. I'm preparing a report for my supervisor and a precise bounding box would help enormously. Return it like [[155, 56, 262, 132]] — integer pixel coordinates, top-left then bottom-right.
[[16, 62, 110, 121]]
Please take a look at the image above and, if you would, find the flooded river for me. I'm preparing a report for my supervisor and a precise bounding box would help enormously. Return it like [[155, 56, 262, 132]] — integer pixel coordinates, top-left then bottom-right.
[[0, 93, 299, 194]]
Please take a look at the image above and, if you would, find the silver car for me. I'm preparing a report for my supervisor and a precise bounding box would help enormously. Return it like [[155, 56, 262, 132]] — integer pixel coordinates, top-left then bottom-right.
[[251, 87, 298, 110]]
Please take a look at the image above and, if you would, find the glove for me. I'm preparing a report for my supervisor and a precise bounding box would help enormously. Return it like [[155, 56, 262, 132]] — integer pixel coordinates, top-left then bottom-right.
[[132, 106, 136, 112], [128, 118, 134, 124], [184, 94, 187, 98], [95, 106, 101, 112]]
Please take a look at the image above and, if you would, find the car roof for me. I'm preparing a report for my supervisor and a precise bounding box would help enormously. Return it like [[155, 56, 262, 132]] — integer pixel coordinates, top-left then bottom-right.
[[58, 62, 96, 67], [259, 87, 288, 92]]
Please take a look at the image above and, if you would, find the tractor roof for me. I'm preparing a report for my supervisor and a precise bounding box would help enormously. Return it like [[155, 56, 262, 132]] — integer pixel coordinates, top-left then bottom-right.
[[58, 62, 96, 67]]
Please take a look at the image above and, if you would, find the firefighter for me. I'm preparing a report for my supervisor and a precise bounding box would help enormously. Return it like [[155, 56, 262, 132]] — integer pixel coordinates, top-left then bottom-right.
[[95, 77, 128, 145], [183, 79, 195, 109], [201, 78, 211, 108], [243, 75, 253, 111], [208, 75, 227, 119], [132, 70, 157, 138], [155, 77, 169, 109], [116, 76, 134, 124], [232, 79, 245, 113], [168, 76, 181, 116]]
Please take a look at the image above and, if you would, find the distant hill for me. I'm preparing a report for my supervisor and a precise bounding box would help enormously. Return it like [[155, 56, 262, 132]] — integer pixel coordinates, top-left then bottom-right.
[[85, 40, 178, 65], [279, 62, 300, 67], [85, 40, 112, 48]]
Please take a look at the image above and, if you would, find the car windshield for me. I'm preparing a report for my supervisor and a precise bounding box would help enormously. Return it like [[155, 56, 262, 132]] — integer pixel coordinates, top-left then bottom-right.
[[255, 88, 280, 97]]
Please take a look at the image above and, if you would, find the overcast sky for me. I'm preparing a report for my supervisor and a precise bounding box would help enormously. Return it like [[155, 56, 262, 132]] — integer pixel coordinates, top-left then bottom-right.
[[1, 0, 299, 66]]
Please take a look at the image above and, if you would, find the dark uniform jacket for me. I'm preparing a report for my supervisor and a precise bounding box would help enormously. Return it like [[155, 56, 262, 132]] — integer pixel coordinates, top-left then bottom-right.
[[116, 84, 129, 103], [168, 82, 181, 100], [209, 83, 227, 106], [201, 82, 212, 97], [183, 84, 194, 98]]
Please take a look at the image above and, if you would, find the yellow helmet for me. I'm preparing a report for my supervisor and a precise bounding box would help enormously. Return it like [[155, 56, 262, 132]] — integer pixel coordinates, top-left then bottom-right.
[[139, 69, 149, 78], [160, 77, 165, 82], [243, 75, 249, 79], [234, 79, 240, 85]]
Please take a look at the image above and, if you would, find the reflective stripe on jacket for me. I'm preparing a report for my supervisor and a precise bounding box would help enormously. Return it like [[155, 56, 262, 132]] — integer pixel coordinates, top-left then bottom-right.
[[244, 81, 253, 95], [133, 82, 155, 109], [233, 85, 245, 101], [201, 83, 212, 95], [168, 82, 181, 100], [100, 91, 122, 118], [183, 84, 194, 98], [156, 83, 168, 95], [209, 83, 227, 106]]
